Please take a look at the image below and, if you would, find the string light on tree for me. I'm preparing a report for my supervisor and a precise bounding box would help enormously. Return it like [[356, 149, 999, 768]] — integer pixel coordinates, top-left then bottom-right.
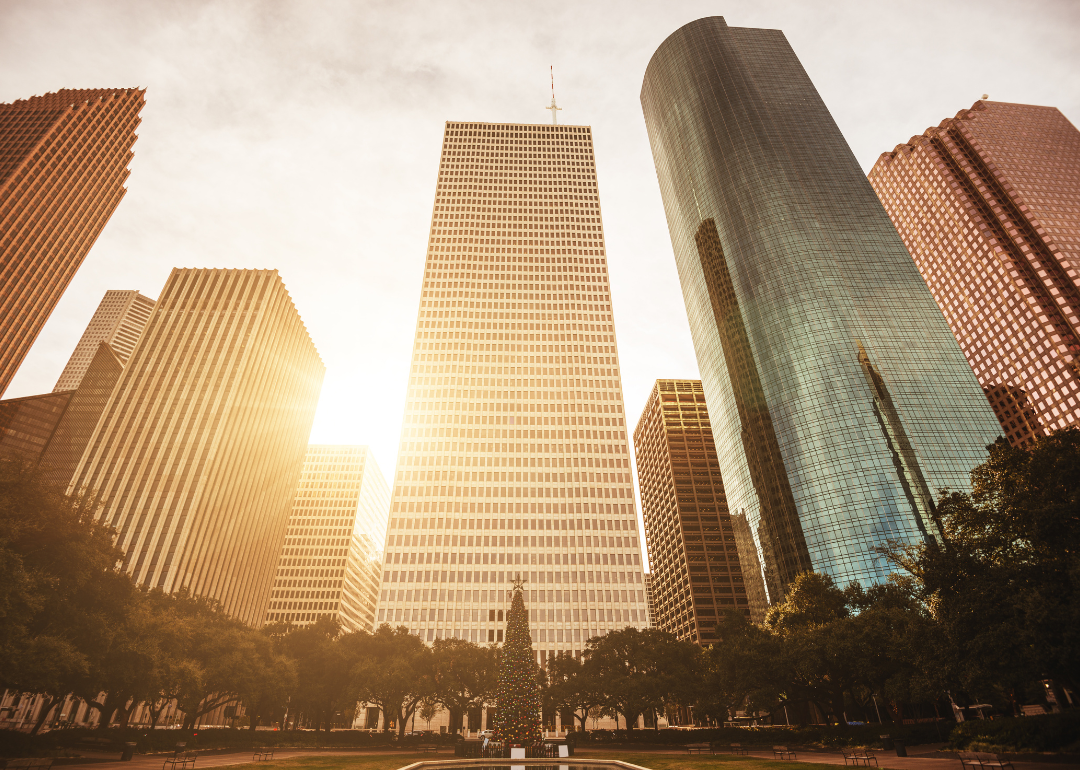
[[492, 573, 542, 746]]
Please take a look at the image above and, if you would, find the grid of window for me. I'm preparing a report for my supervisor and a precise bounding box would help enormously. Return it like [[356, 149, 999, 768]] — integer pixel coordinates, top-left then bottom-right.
[[68, 269, 325, 626], [868, 100, 1080, 446], [378, 120, 647, 667], [54, 290, 155, 392], [634, 380, 750, 639], [0, 89, 144, 397], [640, 17, 1003, 597], [264, 445, 390, 632]]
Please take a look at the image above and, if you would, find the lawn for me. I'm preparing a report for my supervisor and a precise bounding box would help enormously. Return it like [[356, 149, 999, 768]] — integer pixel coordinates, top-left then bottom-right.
[[228, 750, 839, 770]]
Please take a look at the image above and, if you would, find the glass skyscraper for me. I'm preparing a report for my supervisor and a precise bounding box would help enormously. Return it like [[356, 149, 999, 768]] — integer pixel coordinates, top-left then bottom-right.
[[640, 17, 1002, 609]]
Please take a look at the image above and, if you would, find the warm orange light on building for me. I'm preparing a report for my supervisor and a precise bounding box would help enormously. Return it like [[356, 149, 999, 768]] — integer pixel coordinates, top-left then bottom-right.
[[869, 100, 1080, 446], [0, 88, 145, 396]]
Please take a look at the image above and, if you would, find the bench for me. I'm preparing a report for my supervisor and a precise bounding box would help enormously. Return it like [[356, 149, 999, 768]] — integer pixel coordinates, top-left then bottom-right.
[[76, 738, 116, 753], [959, 752, 1015, 770], [686, 743, 713, 754], [728, 743, 749, 755], [252, 750, 275, 762], [773, 746, 797, 760], [417, 742, 440, 754], [842, 748, 878, 766], [163, 752, 197, 770], [2, 760, 55, 770]]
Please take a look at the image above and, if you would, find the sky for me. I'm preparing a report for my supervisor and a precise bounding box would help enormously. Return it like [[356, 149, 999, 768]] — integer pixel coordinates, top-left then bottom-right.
[[2, 0, 1077, 556]]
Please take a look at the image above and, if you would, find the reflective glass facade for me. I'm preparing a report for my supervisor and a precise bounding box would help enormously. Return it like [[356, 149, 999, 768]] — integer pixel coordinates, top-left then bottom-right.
[[641, 17, 1002, 601]]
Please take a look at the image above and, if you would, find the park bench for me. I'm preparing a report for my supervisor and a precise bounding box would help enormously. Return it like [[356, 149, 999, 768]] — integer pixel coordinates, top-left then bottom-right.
[[1, 760, 55, 770], [959, 752, 1015, 770], [686, 743, 713, 754], [417, 742, 440, 754], [841, 748, 878, 766], [252, 749, 275, 762], [727, 743, 749, 755], [76, 737, 115, 753], [773, 746, 797, 760], [163, 751, 197, 770]]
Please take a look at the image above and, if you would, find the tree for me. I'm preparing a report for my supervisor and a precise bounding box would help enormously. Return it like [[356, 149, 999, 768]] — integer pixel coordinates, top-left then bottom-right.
[[585, 626, 697, 733], [0, 457, 132, 733], [432, 637, 496, 733], [281, 616, 348, 731], [697, 609, 784, 724], [890, 429, 1080, 706], [546, 652, 604, 732], [352, 624, 433, 737], [493, 582, 541, 744], [237, 622, 295, 730]]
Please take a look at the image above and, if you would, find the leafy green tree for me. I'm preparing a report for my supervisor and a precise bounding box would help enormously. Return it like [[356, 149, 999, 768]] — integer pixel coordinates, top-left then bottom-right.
[[891, 429, 1080, 707], [352, 624, 433, 737], [697, 608, 784, 724], [493, 584, 541, 744], [237, 622, 296, 730], [281, 616, 350, 730], [545, 651, 604, 732], [0, 457, 131, 733], [585, 626, 697, 733], [432, 637, 496, 734]]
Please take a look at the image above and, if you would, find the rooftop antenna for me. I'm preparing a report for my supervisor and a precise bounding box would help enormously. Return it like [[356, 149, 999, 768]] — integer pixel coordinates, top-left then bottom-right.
[[546, 66, 562, 125]]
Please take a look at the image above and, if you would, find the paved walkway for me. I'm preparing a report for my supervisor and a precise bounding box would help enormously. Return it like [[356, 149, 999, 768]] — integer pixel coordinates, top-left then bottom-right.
[[56, 746, 1080, 770]]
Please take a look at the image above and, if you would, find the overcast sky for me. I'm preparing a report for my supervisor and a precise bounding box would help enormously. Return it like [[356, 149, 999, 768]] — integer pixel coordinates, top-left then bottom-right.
[[2, 0, 1077, 547]]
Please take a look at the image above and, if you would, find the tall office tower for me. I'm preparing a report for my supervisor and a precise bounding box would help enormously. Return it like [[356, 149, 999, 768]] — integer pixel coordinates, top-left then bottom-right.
[[54, 290, 155, 391], [377, 119, 647, 666], [0, 88, 145, 397], [264, 445, 390, 632], [39, 342, 124, 486], [643, 574, 657, 629], [69, 269, 325, 625], [0, 343, 123, 485], [634, 380, 749, 635], [868, 101, 1080, 447], [640, 17, 1002, 613]]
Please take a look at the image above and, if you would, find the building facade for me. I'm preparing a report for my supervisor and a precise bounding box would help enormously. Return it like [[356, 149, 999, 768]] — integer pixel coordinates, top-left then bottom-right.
[[0, 391, 72, 462], [644, 573, 657, 629], [69, 269, 325, 625], [39, 342, 125, 487], [0, 89, 145, 397], [868, 100, 1080, 447], [54, 290, 155, 392], [634, 380, 749, 635], [640, 17, 1003, 614], [264, 445, 390, 632], [376, 119, 648, 666]]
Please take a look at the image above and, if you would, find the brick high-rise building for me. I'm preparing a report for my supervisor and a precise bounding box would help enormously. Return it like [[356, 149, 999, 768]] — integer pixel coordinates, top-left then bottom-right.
[[377, 119, 647, 668], [641, 18, 1002, 614], [0, 89, 145, 397], [634, 380, 749, 636], [264, 445, 390, 632], [54, 290, 155, 392], [868, 100, 1080, 447], [69, 269, 325, 625]]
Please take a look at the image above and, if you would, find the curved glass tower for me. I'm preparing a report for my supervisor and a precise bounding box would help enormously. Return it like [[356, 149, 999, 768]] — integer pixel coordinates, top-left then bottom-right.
[[641, 16, 1002, 614]]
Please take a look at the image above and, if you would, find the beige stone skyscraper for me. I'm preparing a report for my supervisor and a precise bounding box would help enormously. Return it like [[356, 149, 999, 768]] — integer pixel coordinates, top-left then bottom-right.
[[264, 445, 390, 632], [70, 269, 324, 625], [54, 289, 155, 391], [376, 120, 648, 668]]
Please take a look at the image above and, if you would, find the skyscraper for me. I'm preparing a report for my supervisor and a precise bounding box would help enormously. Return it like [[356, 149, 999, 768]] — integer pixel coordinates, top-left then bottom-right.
[[868, 100, 1080, 447], [377, 119, 647, 666], [0, 391, 72, 462], [39, 342, 125, 486], [54, 290, 155, 392], [640, 17, 1002, 607], [264, 445, 390, 632], [69, 269, 325, 625], [0, 89, 145, 397], [634, 380, 749, 635]]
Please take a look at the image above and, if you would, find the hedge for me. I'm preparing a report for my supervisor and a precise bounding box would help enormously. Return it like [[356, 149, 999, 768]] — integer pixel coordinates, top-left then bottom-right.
[[947, 711, 1080, 753]]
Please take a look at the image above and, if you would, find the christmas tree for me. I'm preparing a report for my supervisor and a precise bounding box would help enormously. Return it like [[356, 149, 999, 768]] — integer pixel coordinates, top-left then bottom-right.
[[493, 576, 542, 745]]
